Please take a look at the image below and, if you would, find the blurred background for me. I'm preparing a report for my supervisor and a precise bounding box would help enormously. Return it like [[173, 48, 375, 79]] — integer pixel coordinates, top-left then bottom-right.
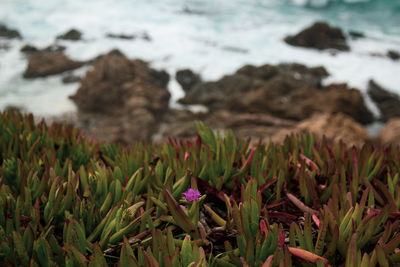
[[0, 0, 399, 115], [1, 0, 400, 146]]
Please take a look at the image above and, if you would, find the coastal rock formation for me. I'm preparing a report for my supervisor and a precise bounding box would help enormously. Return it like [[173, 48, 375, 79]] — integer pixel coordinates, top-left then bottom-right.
[[56, 29, 82, 41], [180, 63, 373, 124], [0, 24, 22, 39], [20, 44, 39, 54], [387, 50, 400, 61], [70, 51, 170, 143], [66, 57, 374, 146], [272, 113, 371, 147], [21, 44, 66, 55], [367, 80, 400, 121], [176, 69, 202, 92], [378, 118, 400, 145], [284, 22, 349, 51], [23, 51, 83, 78]]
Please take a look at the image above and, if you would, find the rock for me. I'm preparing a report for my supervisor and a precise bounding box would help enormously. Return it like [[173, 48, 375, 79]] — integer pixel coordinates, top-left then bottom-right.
[[106, 33, 135, 40], [378, 118, 400, 145], [141, 32, 152, 41], [20, 44, 65, 56], [23, 51, 83, 78], [56, 29, 82, 41], [180, 63, 372, 124], [62, 74, 81, 84], [20, 44, 39, 54], [149, 69, 170, 89], [0, 24, 22, 39], [272, 113, 371, 147], [387, 50, 400, 61], [367, 79, 400, 121], [176, 69, 202, 92], [106, 32, 151, 41], [43, 44, 66, 52], [349, 30, 365, 39], [69, 52, 170, 143], [284, 21, 349, 51]]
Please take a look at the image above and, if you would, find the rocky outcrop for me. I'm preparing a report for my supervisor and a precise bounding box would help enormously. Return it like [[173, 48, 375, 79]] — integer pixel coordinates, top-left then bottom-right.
[[378, 118, 400, 145], [106, 33, 135, 40], [21, 44, 66, 55], [272, 113, 371, 147], [20, 44, 39, 54], [70, 51, 170, 143], [284, 22, 349, 51], [367, 80, 400, 121], [387, 50, 400, 61], [0, 24, 22, 39], [176, 69, 202, 92], [180, 63, 373, 124], [56, 29, 82, 41], [23, 51, 83, 78], [67, 57, 373, 146]]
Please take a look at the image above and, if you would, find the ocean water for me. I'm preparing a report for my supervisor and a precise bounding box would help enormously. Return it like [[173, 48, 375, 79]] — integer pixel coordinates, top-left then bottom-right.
[[0, 0, 399, 117]]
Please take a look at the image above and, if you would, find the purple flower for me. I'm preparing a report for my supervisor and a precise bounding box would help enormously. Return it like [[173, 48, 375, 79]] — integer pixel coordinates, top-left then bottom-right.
[[182, 188, 201, 202]]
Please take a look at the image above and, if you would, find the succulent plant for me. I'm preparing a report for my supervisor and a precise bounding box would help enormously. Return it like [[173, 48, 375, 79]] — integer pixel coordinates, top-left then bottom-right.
[[0, 111, 399, 266]]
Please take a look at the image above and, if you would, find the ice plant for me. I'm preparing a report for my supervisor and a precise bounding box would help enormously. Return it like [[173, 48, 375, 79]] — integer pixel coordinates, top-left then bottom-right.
[[182, 188, 201, 202]]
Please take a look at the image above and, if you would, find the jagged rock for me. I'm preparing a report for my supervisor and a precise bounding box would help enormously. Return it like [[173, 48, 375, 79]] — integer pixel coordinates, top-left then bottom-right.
[[284, 22, 349, 51], [23, 51, 83, 78], [387, 50, 400, 61], [70, 52, 170, 143], [272, 113, 371, 147], [149, 69, 170, 89], [378, 118, 400, 145], [368, 80, 400, 121], [176, 69, 202, 92], [0, 24, 22, 39], [70, 53, 169, 114], [56, 29, 82, 41], [180, 63, 372, 124], [21, 44, 66, 55], [20, 44, 39, 54]]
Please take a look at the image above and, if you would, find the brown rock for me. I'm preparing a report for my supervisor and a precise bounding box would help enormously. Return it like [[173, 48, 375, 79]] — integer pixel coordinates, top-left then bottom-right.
[[70, 52, 170, 143], [284, 21, 349, 51], [378, 118, 400, 145], [23, 51, 83, 78], [180, 62, 372, 125], [367, 79, 400, 121], [272, 113, 371, 146]]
